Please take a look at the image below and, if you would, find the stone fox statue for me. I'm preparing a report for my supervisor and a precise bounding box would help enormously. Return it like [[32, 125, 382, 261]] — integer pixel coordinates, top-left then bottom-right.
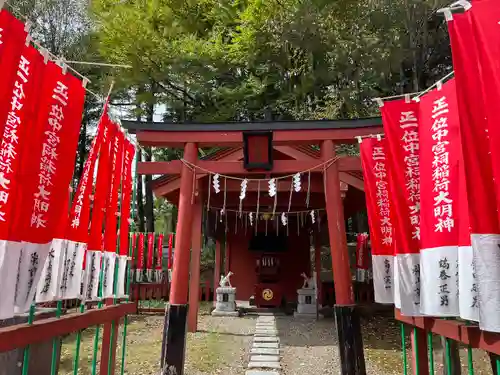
[[219, 271, 234, 287], [300, 272, 315, 289]]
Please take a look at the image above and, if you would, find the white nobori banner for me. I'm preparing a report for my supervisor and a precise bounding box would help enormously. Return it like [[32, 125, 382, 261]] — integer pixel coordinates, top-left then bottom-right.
[[35, 239, 67, 304], [101, 251, 117, 298], [0, 241, 22, 319], [82, 250, 102, 301]]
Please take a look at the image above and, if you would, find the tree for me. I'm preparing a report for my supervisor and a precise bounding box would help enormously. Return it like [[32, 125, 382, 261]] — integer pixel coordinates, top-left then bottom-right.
[[92, 0, 453, 123]]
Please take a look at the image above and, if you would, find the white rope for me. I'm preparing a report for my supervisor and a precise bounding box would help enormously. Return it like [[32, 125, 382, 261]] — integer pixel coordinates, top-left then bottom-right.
[[208, 206, 325, 215], [412, 71, 455, 100], [180, 157, 338, 182]]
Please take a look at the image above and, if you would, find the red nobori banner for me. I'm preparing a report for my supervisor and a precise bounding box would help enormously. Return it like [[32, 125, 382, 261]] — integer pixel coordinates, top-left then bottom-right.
[[360, 138, 395, 304], [168, 233, 173, 269], [103, 129, 124, 253], [380, 99, 421, 315], [355, 233, 369, 270], [381, 100, 421, 252], [66, 108, 107, 243], [360, 138, 395, 256], [418, 79, 460, 317], [156, 234, 164, 270], [119, 140, 135, 256], [88, 118, 118, 251], [130, 232, 137, 268], [137, 233, 145, 270], [469, 1, 500, 224], [147, 232, 154, 269], [419, 79, 461, 248], [0, 10, 27, 140], [21, 61, 85, 244], [0, 45, 43, 241], [448, 2, 500, 332]]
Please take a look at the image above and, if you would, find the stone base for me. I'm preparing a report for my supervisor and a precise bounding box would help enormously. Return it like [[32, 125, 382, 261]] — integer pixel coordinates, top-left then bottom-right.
[[296, 288, 318, 315], [214, 286, 237, 314], [211, 310, 239, 317], [293, 312, 317, 319]]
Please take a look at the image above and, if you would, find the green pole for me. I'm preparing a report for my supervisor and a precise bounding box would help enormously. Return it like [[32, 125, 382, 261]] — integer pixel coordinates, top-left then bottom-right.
[[120, 151, 138, 375], [107, 200, 123, 375], [401, 323, 408, 375], [445, 338, 452, 375], [428, 332, 434, 375], [50, 300, 63, 375], [91, 260, 105, 375], [496, 357, 500, 375], [73, 302, 86, 375], [414, 328, 420, 375], [21, 304, 36, 375]]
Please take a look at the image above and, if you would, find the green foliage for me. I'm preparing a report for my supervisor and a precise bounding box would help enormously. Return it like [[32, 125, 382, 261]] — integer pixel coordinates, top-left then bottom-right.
[[91, 0, 453, 123]]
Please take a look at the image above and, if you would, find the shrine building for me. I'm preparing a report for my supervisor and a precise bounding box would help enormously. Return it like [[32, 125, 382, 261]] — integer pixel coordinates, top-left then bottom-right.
[[122, 117, 382, 372]]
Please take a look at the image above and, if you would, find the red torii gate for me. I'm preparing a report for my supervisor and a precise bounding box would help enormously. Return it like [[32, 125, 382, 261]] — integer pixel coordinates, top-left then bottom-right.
[[123, 117, 383, 375]]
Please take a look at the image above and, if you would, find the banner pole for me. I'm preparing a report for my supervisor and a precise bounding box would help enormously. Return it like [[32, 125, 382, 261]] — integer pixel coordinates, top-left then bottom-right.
[[91, 262, 105, 375], [73, 301, 85, 375], [21, 304, 36, 375], [49, 300, 63, 375], [120, 150, 138, 375]]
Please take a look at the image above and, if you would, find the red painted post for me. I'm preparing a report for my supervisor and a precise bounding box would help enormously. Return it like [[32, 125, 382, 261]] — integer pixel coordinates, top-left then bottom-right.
[[410, 327, 429, 375], [205, 281, 210, 302], [213, 239, 222, 305], [224, 240, 230, 275], [322, 140, 353, 306], [161, 142, 197, 374], [322, 140, 366, 375], [315, 238, 322, 306], [188, 197, 203, 333]]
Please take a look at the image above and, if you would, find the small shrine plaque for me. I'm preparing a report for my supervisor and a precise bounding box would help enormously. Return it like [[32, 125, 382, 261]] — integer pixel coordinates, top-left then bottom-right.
[[243, 131, 273, 170]]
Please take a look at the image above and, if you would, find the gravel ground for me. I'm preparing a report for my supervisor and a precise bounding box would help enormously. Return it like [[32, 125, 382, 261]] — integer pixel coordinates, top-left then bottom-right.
[[277, 315, 400, 375], [184, 314, 256, 375], [277, 316, 342, 375]]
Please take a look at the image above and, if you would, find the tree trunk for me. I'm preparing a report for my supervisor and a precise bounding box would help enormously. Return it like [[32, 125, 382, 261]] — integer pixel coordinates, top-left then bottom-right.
[[136, 149, 146, 233], [144, 98, 155, 233]]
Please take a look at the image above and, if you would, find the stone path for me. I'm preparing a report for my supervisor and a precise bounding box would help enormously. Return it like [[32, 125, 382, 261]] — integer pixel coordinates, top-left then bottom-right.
[[246, 314, 281, 375]]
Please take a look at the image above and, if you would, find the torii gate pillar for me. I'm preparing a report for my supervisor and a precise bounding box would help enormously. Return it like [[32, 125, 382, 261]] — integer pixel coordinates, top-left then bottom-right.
[[161, 142, 197, 375], [322, 140, 366, 375]]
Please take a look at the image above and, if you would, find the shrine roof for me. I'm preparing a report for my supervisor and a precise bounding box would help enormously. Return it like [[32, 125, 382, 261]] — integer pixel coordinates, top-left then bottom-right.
[[121, 116, 382, 133]]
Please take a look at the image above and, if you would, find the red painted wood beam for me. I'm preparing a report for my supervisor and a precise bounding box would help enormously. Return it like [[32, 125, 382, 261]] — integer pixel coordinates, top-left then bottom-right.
[[322, 140, 354, 305], [0, 303, 136, 353], [213, 240, 222, 305], [395, 309, 500, 356], [339, 172, 364, 191], [188, 197, 203, 333], [169, 143, 197, 305], [138, 157, 362, 176], [137, 127, 383, 147]]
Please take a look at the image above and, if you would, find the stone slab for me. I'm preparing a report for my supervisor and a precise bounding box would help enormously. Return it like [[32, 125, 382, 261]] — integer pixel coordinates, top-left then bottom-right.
[[248, 362, 281, 370], [245, 371, 280, 375], [256, 322, 276, 326], [257, 317, 275, 321], [255, 330, 278, 334], [254, 333, 278, 337], [250, 348, 280, 355], [293, 312, 317, 319], [252, 342, 280, 349], [255, 326, 276, 330], [250, 355, 280, 362], [211, 310, 239, 317], [254, 336, 279, 343]]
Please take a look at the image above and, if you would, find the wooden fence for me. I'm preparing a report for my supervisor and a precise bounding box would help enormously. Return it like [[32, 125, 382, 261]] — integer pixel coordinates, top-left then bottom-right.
[[396, 309, 500, 374]]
